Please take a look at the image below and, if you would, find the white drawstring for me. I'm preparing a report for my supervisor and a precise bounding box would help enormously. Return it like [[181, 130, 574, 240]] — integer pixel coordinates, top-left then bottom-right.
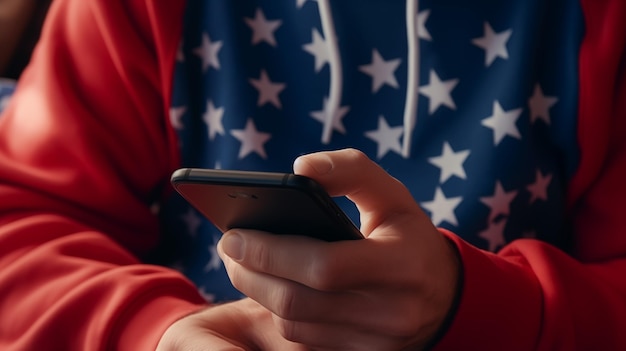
[[317, 0, 343, 145], [316, 0, 420, 154], [402, 0, 419, 158]]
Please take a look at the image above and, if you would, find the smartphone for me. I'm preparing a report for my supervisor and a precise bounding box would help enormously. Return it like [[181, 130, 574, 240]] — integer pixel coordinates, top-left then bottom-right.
[[170, 168, 364, 242]]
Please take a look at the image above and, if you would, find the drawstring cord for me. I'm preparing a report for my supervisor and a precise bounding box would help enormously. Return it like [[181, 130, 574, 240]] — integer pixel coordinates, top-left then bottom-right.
[[318, 0, 343, 145]]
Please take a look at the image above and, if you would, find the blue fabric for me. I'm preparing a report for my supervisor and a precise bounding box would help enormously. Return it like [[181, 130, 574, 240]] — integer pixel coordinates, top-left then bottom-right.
[[0, 79, 16, 116], [164, 0, 583, 302]]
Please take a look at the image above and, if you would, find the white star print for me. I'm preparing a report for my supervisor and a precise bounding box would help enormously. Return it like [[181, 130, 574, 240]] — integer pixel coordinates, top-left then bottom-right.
[[419, 70, 459, 114], [480, 181, 518, 222], [310, 97, 350, 135], [365, 115, 404, 159], [303, 28, 329, 72], [481, 100, 522, 146], [296, 0, 316, 9], [479, 219, 507, 252], [203, 100, 225, 140], [176, 41, 185, 62], [527, 170, 552, 204], [416, 10, 432, 41], [198, 286, 216, 303], [528, 84, 558, 125], [193, 33, 223, 72], [231, 118, 272, 159], [421, 187, 463, 227], [169, 106, 186, 130], [244, 8, 282, 47], [150, 202, 160, 215], [249, 70, 286, 109], [204, 237, 222, 272], [472, 22, 513, 67], [359, 49, 402, 93], [428, 142, 470, 183], [180, 207, 202, 237]]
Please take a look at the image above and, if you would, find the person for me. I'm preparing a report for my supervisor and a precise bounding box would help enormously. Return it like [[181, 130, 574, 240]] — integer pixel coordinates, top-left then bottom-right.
[[0, 0, 624, 350]]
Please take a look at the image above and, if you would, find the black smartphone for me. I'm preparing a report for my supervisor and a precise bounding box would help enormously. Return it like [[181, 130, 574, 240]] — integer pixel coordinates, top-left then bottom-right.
[[170, 168, 363, 242]]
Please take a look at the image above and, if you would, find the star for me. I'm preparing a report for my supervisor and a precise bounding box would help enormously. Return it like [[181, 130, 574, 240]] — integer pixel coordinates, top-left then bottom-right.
[[416, 9, 432, 41], [428, 141, 470, 183], [478, 219, 507, 252], [230, 118, 272, 159], [203, 100, 225, 140], [359, 49, 402, 93], [528, 84, 558, 125], [176, 41, 185, 62], [204, 236, 222, 272], [365, 115, 404, 159], [481, 100, 522, 146], [421, 187, 463, 227], [244, 8, 282, 47], [471, 22, 513, 67], [169, 106, 186, 130], [198, 286, 216, 303], [480, 181, 518, 222], [527, 169, 552, 204], [193, 33, 223, 71], [310, 97, 350, 135], [150, 202, 160, 215], [296, 0, 316, 8], [249, 70, 286, 109], [419, 69, 459, 114], [180, 207, 202, 237], [303, 28, 329, 72]]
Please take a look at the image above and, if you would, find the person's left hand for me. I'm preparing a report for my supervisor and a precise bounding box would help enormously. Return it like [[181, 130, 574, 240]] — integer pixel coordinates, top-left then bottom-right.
[[218, 149, 460, 350]]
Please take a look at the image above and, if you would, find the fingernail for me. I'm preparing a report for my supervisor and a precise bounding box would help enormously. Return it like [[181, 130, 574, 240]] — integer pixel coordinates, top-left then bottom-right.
[[296, 153, 333, 175], [221, 233, 243, 261]]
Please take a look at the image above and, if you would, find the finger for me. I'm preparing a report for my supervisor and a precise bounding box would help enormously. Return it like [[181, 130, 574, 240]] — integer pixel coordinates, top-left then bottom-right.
[[165, 299, 307, 351], [221, 251, 354, 323], [270, 314, 409, 351], [220, 238, 426, 330], [293, 148, 428, 235], [219, 227, 425, 291]]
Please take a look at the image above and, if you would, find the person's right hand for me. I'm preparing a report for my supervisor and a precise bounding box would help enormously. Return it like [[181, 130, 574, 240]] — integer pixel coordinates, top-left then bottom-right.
[[156, 297, 307, 351]]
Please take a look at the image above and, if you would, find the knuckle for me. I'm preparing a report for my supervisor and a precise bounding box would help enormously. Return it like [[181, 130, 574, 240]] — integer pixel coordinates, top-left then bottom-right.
[[272, 286, 298, 320], [307, 257, 337, 291], [344, 148, 370, 164], [248, 240, 273, 272], [383, 302, 423, 338], [273, 316, 300, 343]]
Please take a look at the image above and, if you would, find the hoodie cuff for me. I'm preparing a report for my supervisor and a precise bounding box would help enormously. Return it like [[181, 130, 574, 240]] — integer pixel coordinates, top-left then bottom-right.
[[114, 286, 207, 350], [431, 229, 543, 351]]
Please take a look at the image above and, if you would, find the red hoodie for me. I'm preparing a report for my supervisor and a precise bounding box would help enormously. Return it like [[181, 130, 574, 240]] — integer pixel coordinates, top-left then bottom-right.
[[0, 0, 625, 350]]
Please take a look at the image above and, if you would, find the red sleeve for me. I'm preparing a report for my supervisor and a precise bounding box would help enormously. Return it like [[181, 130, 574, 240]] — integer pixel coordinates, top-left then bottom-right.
[[433, 1, 626, 350], [0, 0, 207, 350]]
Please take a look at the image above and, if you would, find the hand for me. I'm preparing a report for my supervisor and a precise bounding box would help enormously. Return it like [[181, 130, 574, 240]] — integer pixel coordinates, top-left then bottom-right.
[[218, 149, 461, 350], [156, 298, 307, 351]]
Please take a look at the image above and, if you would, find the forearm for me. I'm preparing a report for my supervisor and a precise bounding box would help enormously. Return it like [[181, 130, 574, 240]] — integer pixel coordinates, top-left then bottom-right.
[[0, 213, 206, 350]]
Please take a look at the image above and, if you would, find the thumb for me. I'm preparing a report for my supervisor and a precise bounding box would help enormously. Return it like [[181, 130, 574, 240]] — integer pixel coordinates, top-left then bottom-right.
[[293, 148, 430, 235]]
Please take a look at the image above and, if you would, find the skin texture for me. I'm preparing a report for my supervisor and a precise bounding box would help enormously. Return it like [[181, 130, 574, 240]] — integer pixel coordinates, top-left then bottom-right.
[[157, 149, 460, 350]]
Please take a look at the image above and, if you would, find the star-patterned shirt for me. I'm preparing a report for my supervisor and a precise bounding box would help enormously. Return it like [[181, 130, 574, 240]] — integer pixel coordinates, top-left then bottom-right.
[[162, 0, 583, 302]]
